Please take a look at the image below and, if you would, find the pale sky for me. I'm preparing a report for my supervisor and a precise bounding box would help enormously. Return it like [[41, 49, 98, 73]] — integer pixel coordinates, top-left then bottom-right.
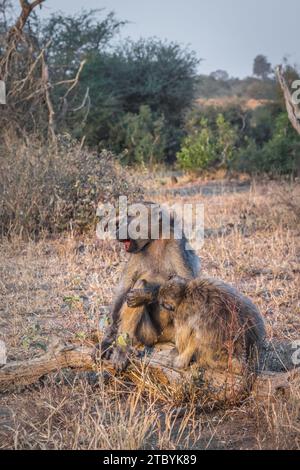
[[21, 0, 300, 77]]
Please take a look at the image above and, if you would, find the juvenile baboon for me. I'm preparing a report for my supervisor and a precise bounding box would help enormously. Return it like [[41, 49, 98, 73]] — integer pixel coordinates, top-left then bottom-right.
[[157, 276, 266, 372], [98, 203, 200, 370]]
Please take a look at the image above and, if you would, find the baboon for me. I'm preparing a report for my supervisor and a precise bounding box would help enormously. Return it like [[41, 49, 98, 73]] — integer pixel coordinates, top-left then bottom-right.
[[98, 203, 200, 370], [157, 276, 266, 372]]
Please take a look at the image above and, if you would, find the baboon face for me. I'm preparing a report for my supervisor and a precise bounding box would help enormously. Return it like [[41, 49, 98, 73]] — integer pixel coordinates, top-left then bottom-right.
[[116, 214, 152, 253], [116, 202, 174, 254], [117, 235, 149, 254], [113, 202, 150, 253], [158, 277, 187, 312]]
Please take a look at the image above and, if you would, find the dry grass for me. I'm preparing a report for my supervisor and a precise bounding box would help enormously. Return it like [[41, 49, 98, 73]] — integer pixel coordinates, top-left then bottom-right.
[[0, 179, 299, 449], [0, 134, 143, 237]]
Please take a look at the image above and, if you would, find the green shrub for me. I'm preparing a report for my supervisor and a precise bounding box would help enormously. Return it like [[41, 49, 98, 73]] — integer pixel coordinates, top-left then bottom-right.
[[176, 119, 216, 170], [177, 114, 237, 171], [233, 114, 300, 175], [109, 105, 166, 166]]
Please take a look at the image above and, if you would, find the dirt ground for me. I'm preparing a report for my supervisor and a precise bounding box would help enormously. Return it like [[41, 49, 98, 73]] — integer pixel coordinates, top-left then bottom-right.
[[0, 178, 299, 450]]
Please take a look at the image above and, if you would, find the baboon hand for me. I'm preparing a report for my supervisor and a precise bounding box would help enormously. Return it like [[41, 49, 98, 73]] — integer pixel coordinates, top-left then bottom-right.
[[126, 288, 154, 308]]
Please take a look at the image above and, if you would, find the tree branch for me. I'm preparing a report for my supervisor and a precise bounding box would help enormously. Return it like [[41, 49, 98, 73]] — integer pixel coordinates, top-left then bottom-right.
[[0, 0, 45, 80], [276, 65, 300, 135], [0, 335, 299, 404], [10, 0, 45, 37]]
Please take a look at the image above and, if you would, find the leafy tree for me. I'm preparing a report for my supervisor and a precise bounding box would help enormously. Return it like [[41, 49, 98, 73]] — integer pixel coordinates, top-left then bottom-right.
[[109, 105, 166, 166], [249, 103, 282, 146], [253, 54, 272, 80], [42, 9, 125, 81], [40, 10, 125, 136], [81, 38, 199, 157], [195, 74, 232, 98], [260, 113, 300, 174], [195, 74, 277, 100], [210, 70, 229, 81]]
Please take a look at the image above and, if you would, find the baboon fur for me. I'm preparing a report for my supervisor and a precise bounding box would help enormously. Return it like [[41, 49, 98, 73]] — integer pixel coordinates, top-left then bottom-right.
[[157, 276, 266, 372], [98, 203, 200, 370]]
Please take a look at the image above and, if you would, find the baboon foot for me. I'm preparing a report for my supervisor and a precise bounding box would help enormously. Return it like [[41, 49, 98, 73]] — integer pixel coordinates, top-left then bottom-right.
[[110, 346, 131, 372], [173, 354, 191, 370]]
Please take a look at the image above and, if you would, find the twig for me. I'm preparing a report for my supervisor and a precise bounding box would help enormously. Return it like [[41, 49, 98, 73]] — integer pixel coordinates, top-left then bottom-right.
[[8, 38, 52, 98], [41, 54, 56, 142], [62, 60, 86, 101], [58, 60, 87, 122]]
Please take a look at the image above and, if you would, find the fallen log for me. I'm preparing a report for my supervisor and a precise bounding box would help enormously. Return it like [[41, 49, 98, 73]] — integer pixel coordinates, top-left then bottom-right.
[[0, 336, 299, 404]]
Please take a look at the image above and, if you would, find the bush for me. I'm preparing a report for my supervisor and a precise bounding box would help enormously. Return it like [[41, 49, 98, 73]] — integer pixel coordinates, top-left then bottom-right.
[[109, 105, 166, 166], [177, 114, 237, 171], [0, 135, 143, 237], [233, 114, 300, 175], [176, 119, 216, 170]]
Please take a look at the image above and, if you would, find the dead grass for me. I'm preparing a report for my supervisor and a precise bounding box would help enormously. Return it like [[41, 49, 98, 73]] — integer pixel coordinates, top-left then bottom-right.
[[0, 179, 299, 449], [0, 134, 143, 237]]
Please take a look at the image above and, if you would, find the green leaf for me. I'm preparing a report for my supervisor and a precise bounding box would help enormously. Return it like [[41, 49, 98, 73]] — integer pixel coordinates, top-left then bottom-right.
[[116, 333, 130, 349]]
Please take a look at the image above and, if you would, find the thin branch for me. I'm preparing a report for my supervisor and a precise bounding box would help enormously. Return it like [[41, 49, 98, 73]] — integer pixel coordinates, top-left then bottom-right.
[[72, 86, 90, 112], [41, 54, 56, 142], [71, 86, 91, 127], [8, 38, 52, 98], [62, 59, 86, 101], [58, 60, 87, 122]]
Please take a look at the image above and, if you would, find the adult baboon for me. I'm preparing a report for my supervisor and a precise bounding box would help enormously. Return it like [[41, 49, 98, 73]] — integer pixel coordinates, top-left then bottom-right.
[[157, 276, 266, 372], [98, 202, 200, 370]]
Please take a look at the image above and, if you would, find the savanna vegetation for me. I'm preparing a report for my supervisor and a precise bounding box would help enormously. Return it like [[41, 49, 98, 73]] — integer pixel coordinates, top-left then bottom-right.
[[1, 2, 299, 237], [0, 0, 299, 451]]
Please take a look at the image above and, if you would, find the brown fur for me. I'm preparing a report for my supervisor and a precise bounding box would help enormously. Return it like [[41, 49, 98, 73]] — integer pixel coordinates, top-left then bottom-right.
[[98, 203, 200, 370], [158, 276, 266, 372]]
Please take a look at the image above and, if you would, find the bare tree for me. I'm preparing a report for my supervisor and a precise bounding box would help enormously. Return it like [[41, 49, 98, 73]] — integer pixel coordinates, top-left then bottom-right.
[[0, 0, 45, 80], [0, 0, 87, 141], [276, 65, 300, 135]]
